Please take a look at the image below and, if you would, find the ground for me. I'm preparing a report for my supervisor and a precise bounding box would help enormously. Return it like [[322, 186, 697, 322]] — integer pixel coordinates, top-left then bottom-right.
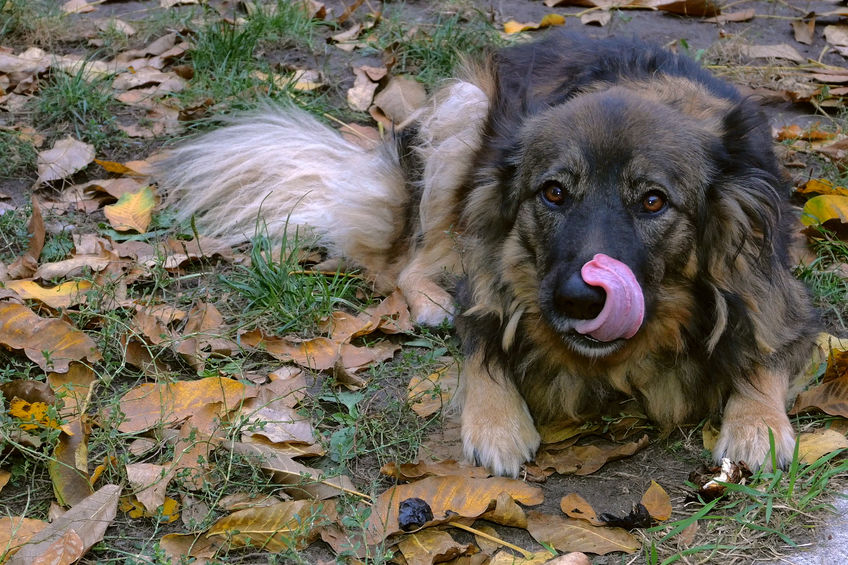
[[1, 1, 848, 564]]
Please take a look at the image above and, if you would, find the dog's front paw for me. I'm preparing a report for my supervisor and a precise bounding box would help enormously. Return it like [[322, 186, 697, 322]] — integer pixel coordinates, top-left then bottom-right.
[[713, 407, 795, 471], [461, 399, 541, 477], [406, 283, 455, 326]]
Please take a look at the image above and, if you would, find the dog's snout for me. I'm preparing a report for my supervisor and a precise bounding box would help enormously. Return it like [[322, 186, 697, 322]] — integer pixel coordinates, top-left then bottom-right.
[[553, 272, 606, 320]]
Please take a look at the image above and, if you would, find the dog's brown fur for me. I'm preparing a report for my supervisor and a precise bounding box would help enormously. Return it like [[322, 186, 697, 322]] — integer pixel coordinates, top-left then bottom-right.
[[157, 33, 817, 476]]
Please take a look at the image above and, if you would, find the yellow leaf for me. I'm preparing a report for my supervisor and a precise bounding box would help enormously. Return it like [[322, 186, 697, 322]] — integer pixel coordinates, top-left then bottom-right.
[[504, 13, 565, 34], [640, 480, 672, 521], [208, 500, 334, 551], [398, 530, 475, 564], [8, 398, 59, 430], [4, 280, 92, 309], [796, 178, 848, 197], [103, 186, 156, 233], [798, 429, 848, 464], [0, 302, 102, 373], [801, 194, 848, 226], [560, 493, 603, 525]]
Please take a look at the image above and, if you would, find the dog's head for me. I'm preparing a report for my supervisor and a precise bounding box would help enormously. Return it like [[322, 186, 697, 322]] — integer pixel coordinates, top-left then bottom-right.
[[466, 83, 787, 360]]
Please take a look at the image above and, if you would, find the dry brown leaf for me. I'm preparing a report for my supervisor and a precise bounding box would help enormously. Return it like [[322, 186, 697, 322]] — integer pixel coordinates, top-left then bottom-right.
[[640, 480, 672, 521], [581, 11, 611, 26], [560, 493, 604, 525], [791, 374, 848, 418], [61, 0, 94, 14], [479, 491, 529, 528], [543, 0, 718, 17], [365, 475, 544, 545], [407, 359, 459, 418], [6, 484, 120, 565], [398, 529, 475, 565], [36, 137, 95, 184], [116, 377, 255, 433], [372, 76, 427, 125], [49, 418, 93, 506], [7, 196, 45, 280], [31, 528, 84, 565], [0, 517, 49, 558], [534, 435, 649, 475], [126, 462, 172, 513], [0, 469, 11, 492], [347, 65, 382, 111], [207, 500, 335, 551], [545, 552, 592, 565], [4, 280, 92, 309], [525, 510, 639, 555], [229, 441, 356, 500], [489, 549, 556, 565], [103, 186, 156, 233], [797, 429, 848, 463], [0, 302, 102, 372], [793, 18, 816, 45], [381, 459, 489, 481], [741, 44, 806, 63], [159, 533, 221, 565], [34, 254, 115, 281]]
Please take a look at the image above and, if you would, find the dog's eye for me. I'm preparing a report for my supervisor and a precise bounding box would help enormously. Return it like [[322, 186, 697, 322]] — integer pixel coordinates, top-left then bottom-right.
[[541, 181, 566, 206], [641, 191, 667, 213]]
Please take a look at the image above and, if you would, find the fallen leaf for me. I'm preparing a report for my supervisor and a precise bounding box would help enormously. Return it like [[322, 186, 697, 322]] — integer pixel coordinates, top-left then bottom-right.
[[6, 484, 120, 564], [526, 510, 640, 555], [103, 186, 156, 233], [6, 196, 45, 279], [534, 435, 650, 475], [36, 137, 95, 184], [640, 481, 672, 521], [159, 533, 221, 564], [793, 18, 816, 45], [797, 429, 848, 463], [791, 374, 848, 418], [365, 475, 543, 545], [347, 65, 382, 111], [407, 359, 459, 418], [581, 11, 611, 26], [371, 76, 427, 125], [4, 280, 92, 309], [49, 418, 93, 506], [741, 44, 806, 63], [480, 490, 530, 528], [560, 493, 604, 525], [801, 194, 848, 226], [504, 13, 565, 34], [381, 459, 489, 481], [0, 302, 102, 372], [116, 377, 255, 433], [61, 0, 94, 14], [796, 178, 848, 198], [490, 549, 558, 565], [207, 500, 335, 551], [398, 529, 475, 565], [0, 517, 49, 558]]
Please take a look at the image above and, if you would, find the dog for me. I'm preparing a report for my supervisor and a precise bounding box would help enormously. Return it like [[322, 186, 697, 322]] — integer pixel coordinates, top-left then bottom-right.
[[157, 33, 817, 477]]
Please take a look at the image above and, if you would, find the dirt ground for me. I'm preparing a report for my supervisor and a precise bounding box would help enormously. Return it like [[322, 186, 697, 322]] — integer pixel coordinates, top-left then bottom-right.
[[2, 0, 848, 563]]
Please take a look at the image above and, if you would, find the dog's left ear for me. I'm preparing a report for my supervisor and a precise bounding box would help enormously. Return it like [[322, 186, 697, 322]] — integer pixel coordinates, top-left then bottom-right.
[[698, 100, 794, 353]]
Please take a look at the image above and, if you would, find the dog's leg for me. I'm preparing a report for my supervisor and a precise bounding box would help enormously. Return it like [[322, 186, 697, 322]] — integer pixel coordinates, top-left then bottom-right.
[[713, 368, 795, 470], [458, 350, 541, 477]]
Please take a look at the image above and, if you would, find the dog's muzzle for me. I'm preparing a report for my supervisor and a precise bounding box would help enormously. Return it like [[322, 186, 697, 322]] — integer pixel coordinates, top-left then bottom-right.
[[554, 253, 645, 342]]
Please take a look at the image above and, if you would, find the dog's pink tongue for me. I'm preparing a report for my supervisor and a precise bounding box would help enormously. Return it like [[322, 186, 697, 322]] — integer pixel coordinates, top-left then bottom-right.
[[572, 254, 644, 342]]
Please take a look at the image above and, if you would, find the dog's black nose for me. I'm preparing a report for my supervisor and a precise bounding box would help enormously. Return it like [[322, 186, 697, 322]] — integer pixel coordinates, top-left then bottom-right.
[[554, 272, 606, 320]]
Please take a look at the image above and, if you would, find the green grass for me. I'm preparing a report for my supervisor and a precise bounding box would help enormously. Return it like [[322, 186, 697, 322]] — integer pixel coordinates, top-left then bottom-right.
[[0, 130, 37, 180], [0, 0, 66, 45], [0, 203, 29, 263], [220, 229, 364, 336], [366, 11, 502, 88], [796, 228, 848, 328], [30, 63, 123, 152]]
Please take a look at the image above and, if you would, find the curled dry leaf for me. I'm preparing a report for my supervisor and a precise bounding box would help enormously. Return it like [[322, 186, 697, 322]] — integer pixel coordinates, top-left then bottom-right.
[[36, 137, 95, 184], [526, 510, 640, 555], [480, 491, 530, 528], [207, 500, 335, 551], [365, 475, 543, 545], [398, 530, 475, 565], [49, 418, 94, 506], [0, 302, 102, 373], [6, 484, 120, 565], [7, 196, 44, 280]]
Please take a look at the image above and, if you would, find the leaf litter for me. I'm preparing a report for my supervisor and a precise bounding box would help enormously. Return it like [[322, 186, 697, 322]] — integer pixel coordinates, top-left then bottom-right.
[[1, 0, 848, 563]]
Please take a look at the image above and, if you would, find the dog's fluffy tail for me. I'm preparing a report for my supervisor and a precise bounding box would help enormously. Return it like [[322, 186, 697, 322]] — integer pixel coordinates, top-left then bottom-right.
[[156, 108, 408, 287]]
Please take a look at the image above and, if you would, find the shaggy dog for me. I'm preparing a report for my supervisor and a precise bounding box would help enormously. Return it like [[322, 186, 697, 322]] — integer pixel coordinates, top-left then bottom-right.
[[158, 33, 816, 477]]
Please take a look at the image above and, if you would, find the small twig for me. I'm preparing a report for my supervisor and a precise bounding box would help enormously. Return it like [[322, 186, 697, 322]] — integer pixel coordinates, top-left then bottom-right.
[[322, 480, 373, 502], [449, 522, 535, 560]]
